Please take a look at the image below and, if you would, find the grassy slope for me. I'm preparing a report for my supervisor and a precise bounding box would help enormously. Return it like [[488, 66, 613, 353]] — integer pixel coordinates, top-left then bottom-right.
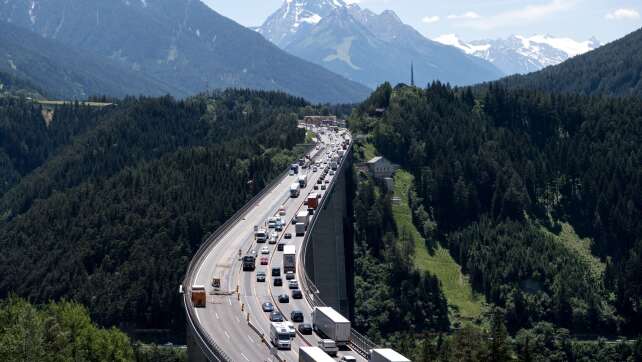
[[392, 170, 485, 322], [539, 222, 605, 282]]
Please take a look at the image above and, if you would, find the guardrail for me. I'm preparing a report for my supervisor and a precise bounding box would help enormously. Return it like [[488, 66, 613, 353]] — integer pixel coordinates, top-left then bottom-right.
[[182, 144, 312, 362], [297, 137, 380, 358]]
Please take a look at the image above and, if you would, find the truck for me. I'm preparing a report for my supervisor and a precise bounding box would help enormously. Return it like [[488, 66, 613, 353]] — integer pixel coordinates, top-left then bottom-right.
[[290, 183, 300, 198], [298, 174, 308, 188], [295, 210, 310, 236], [368, 348, 411, 362], [307, 193, 320, 210], [242, 255, 256, 271], [255, 228, 268, 242], [299, 346, 335, 362], [312, 307, 351, 347], [270, 322, 292, 350], [191, 285, 206, 308], [291, 163, 299, 174], [283, 245, 296, 273]]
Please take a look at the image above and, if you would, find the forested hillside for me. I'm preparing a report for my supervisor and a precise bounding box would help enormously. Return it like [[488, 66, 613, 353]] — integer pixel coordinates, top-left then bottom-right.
[[0, 90, 307, 337], [499, 27, 642, 97], [350, 83, 642, 342]]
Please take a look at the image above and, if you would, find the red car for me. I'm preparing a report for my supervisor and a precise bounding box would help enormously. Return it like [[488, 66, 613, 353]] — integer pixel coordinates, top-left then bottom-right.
[[260, 256, 269, 265]]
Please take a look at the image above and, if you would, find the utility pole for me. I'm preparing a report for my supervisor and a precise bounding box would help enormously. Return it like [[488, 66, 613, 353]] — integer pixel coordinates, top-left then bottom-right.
[[410, 61, 415, 87]]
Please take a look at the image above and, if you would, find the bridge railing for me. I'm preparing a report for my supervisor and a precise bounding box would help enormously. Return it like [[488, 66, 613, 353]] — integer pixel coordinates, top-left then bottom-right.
[[182, 143, 312, 361], [298, 137, 379, 358]]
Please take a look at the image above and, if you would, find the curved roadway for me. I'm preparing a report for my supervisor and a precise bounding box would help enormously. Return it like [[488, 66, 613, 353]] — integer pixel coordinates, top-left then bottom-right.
[[188, 127, 365, 361]]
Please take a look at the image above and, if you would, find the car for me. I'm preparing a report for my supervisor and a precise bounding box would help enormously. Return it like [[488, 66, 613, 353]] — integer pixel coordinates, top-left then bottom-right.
[[270, 311, 283, 322], [290, 310, 304, 322], [317, 179, 323, 184], [285, 321, 296, 337], [325, 179, 330, 184], [249, 249, 258, 257], [298, 323, 313, 334], [312, 167, 317, 172], [304, 199, 308, 205], [330, 170, 335, 176], [292, 289, 302, 299], [291, 217, 297, 225], [313, 185, 319, 190], [285, 271, 295, 280], [321, 185, 326, 190], [268, 235, 277, 244], [277, 242, 285, 251], [262, 302, 274, 312], [341, 356, 357, 362], [273, 277, 283, 286], [318, 339, 338, 357], [260, 246, 269, 255], [256, 271, 266, 282], [284, 233, 292, 239], [278, 207, 286, 216], [260, 256, 268, 265], [288, 280, 299, 289], [288, 169, 295, 176], [278, 294, 289, 303]]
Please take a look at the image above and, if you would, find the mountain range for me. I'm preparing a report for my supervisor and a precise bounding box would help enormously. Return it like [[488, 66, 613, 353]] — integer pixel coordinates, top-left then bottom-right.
[[0, 0, 369, 103], [257, 0, 504, 88], [434, 34, 601, 75], [499, 27, 642, 97]]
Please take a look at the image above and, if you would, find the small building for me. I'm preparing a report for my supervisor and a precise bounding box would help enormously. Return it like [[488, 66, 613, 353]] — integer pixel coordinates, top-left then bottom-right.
[[367, 156, 398, 179]]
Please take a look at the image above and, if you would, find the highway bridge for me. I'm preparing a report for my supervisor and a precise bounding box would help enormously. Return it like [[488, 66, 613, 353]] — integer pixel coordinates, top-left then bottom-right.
[[182, 125, 379, 361]]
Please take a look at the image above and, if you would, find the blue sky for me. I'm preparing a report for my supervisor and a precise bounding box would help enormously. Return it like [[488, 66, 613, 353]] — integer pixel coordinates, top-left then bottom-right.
[[203, 0, 642, 42]]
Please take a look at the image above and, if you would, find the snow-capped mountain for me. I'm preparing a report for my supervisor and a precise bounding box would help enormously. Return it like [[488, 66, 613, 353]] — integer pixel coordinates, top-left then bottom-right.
[[257, 0, 503, 88], [434, 34, 601, 75], [258, 0, 348, 48]]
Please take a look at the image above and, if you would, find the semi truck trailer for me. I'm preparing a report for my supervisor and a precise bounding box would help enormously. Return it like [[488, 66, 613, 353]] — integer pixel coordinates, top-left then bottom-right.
[[312, 307, 351, 346], [368, 348, 411, 362], [299, 346, 334, 362], [283, 245, 296, 273]]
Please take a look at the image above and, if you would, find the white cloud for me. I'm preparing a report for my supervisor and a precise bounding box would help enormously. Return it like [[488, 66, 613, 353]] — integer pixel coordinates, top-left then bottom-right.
[[447, 11, 481, 20], [605, 8, 640, 20], [461, 0, 577, 30], [422, 15, 440, 24]]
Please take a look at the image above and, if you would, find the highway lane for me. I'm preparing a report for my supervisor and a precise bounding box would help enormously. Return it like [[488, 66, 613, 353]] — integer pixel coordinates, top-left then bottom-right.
[[191, 127, 362, 361]]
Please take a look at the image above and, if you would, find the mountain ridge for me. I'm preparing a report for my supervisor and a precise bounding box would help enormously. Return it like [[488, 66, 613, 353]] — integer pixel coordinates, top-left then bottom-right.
[[435, 33, 601, 75], [257, 0, 504, 88], [0, 0, 370, 103]]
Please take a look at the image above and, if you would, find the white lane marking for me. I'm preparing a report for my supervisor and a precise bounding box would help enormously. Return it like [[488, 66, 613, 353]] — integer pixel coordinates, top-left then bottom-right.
[[236, 316, 241, 323], [215, 312, 219, 320], [228, 297, 232, 305], [240, 353, 250, 361], [224, 331, 230, 339], [247, 334, 253, 343]]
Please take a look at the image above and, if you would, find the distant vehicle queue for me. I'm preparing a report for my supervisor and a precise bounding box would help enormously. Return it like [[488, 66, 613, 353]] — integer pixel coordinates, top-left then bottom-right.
[[189, 125, 409, 361]]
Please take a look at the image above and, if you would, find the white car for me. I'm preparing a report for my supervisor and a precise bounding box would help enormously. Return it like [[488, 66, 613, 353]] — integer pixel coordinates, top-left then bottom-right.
[[260, 246, 270, 254], [285, 321, 296, 337]]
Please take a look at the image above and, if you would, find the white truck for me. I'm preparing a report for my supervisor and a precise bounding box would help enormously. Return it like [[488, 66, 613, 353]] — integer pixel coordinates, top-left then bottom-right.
[[299, 346, 335, 362], [270, 322, 292, 350], [255, 228, 268, 243], [290, 182, 300, 197], [283, 244, 296, 273], [295, 210, 310, 236], [298, 174, 308, 188], [312, 307, 351, 347], [368, 348, 411, 362]]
